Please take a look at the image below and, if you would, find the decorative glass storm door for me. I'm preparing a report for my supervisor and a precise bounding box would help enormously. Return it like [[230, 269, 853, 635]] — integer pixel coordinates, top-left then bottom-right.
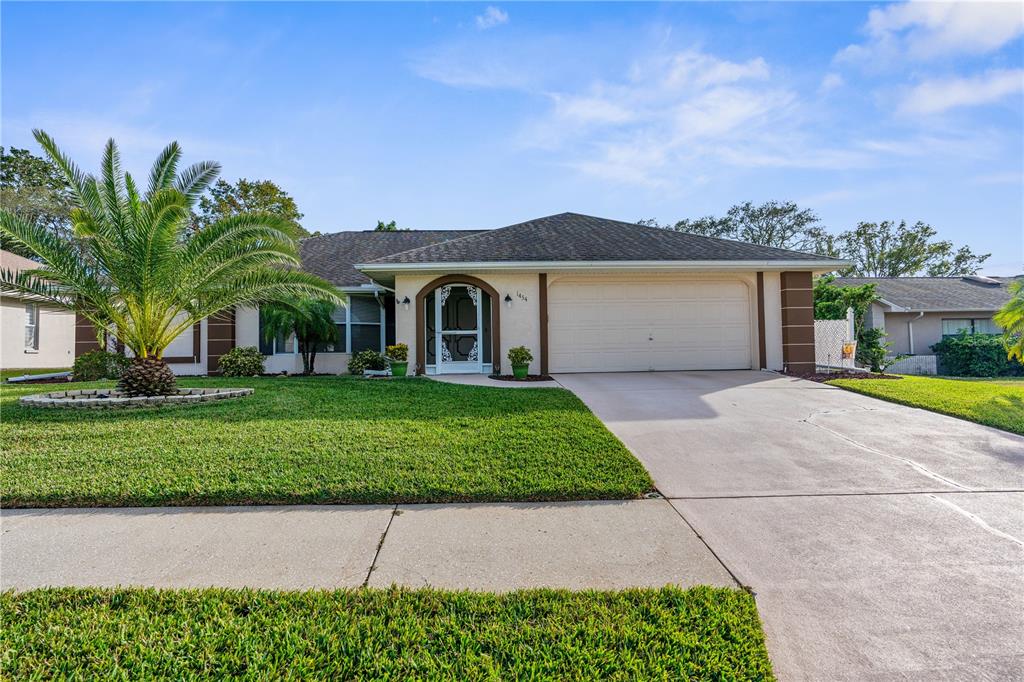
[[435, 284, 482, 374]]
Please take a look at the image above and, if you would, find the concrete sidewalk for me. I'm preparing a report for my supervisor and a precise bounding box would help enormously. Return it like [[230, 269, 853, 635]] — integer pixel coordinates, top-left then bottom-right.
[[0, 499, 735, 591]]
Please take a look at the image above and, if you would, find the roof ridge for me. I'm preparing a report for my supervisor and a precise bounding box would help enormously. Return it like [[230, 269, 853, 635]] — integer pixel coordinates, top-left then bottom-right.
[[300, 228, 484, 243]]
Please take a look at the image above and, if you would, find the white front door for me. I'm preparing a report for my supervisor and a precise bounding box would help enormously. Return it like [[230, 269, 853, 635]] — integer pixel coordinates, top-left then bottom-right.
[[435, 284, 483, 374]]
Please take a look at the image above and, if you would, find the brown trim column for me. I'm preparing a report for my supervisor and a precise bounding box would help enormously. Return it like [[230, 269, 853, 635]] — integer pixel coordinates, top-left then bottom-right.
[[756, 272, 767, 370], [206, 309, 236, 375], [539, 273, 548, 376], [780, 271, 815, 373], [74, 313, 102, 357]]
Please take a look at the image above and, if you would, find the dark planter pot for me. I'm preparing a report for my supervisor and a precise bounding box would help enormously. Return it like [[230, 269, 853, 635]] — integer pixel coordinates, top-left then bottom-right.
[[390, 361, 408, 377], [512, 364, 529, 379]]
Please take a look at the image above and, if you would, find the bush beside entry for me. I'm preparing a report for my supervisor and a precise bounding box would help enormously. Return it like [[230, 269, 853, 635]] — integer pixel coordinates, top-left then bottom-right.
[[508, 346, 533, 379], [72, 350, 131, 381], [218, 346, 265, 377], [386, 343, 409, 377], [348, 349, 389, 375]]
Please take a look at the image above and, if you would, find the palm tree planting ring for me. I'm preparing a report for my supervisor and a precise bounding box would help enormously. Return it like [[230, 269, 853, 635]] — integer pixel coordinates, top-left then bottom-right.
[[20, 387, 254, 409]]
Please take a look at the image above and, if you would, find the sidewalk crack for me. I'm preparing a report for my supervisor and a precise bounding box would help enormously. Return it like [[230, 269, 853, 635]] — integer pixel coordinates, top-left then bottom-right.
[[363, 505, 399, 588]]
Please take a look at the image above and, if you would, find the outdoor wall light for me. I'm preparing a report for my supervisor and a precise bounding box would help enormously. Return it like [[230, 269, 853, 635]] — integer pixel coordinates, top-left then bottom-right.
[[504, 294, 513, 308], [402, 296, 411, 310]]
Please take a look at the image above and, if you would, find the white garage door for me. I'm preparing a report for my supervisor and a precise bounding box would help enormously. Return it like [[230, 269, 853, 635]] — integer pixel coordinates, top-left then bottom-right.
[[548, 279, 752, 372]]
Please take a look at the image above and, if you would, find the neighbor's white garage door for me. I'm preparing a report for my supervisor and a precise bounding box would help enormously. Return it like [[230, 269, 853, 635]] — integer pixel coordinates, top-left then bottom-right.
[[548, 279, 752, 372]]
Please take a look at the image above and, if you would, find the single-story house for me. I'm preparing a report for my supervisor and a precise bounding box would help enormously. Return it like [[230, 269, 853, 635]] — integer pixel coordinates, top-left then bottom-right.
[[834, 275, 1019, 374], [0, 249, 75, 371], [71, 213, 846, 375], [238, 213, 844, 375]]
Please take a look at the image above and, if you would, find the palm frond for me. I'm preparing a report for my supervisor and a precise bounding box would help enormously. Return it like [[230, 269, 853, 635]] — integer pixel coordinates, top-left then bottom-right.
[[174, 161, 221, 206], [147, 142, 182, 197], [32, 129, 106, 223]]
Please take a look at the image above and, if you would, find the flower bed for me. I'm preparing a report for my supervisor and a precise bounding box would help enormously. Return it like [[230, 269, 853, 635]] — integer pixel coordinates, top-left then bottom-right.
[[20, 387, 253, 409]]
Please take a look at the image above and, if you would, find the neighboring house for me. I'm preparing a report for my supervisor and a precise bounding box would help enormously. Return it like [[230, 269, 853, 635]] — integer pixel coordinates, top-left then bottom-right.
[[834, 275, 1019, 374], [0, 249, 75, 371], [234, 213, 843, 375]]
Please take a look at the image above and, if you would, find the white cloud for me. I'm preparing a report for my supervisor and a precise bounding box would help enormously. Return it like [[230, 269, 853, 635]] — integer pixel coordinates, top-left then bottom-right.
[[819, 73, 844, 93], [838, 1, 1024, 64], [475, 6, 508, 30], [897, 68, 1024, 115]]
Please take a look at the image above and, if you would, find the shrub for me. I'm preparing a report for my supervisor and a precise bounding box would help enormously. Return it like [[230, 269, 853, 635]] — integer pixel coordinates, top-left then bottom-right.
[[73, 350, 130, 381], [931, 332, 1024, 377], [507, 346, 533, 367], [348, 349, 389, 375], [218, 346, 265, 377], [856, 327, 903, 374], [386, 343, 408, 362]]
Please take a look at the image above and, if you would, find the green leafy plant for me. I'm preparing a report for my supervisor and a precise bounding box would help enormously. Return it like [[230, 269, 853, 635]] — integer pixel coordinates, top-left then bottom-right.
[[994, 279, 1024, 363], [0, 131, 340, 396], [386, 343, 408, 362], [72, 350, 130, 381], [856, 327, 901, 373], [261, 300, 340, 375], [348, 349, 388, 375], [507, 346, 533, 367], [218, 346, 265, 377], [931, 331, 1024, 377]]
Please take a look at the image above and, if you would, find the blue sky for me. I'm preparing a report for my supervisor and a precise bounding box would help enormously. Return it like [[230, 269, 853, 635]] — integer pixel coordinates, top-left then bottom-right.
[[2, 1, 1022, 274]]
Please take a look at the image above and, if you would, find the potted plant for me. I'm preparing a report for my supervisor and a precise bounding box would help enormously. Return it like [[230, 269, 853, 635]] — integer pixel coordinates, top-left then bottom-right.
[[507, 346, 533, 379], [387, 343, 409, 377]]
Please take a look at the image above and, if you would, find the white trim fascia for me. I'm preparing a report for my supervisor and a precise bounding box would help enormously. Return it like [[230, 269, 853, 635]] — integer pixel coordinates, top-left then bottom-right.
[[355, 259, 850, 274], [335, 284, 389, 293]]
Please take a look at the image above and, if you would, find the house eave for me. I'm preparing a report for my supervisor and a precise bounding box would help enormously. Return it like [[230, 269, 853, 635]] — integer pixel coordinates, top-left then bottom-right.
[[356, 259, 850, 275]]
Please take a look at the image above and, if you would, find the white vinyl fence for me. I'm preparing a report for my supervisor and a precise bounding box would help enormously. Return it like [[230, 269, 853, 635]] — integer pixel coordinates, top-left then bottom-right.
[[814, 308, 857, 370], [884, 355, 938, 375]]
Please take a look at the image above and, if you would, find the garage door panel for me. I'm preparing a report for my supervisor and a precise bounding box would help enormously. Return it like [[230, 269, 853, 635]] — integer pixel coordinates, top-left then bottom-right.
[[549, 279, 752, 373]]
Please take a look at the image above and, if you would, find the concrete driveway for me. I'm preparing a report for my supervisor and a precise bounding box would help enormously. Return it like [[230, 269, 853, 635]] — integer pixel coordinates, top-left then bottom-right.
[[556, 371, 1024, 681]]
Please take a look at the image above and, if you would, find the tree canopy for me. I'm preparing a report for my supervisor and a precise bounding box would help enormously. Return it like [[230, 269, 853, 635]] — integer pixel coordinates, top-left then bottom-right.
[[192, 178, 309, 237], [643, 202, 989, 277], [374, 219, 408, 232], [0, 146, 75, 257], [994, 279, 1024, 363]]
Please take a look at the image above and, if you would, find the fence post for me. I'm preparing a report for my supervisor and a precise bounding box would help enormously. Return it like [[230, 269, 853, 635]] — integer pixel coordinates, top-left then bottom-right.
[[846, 307, 855, 341]]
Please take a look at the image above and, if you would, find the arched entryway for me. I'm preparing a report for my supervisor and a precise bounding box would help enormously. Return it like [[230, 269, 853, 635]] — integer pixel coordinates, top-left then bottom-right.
[[415, 275, 500, 375]]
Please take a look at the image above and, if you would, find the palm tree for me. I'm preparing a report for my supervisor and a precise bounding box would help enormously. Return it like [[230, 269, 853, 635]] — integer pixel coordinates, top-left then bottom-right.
[[994, 279, 1024, 363], [261, 299, 341, 375], [0, 130, 341, 395]]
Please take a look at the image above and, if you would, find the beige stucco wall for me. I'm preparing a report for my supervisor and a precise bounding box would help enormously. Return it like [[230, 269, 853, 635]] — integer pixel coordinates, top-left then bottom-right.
[[881, 310, 999, 355], [395, 270, 784, 374], [0, 297, 75, 370]]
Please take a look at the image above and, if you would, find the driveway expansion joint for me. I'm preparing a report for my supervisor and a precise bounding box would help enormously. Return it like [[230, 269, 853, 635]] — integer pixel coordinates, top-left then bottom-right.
[[665, 500, 746, 591]]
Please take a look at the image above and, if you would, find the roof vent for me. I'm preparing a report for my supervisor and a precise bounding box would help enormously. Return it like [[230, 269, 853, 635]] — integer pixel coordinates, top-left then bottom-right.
[[962, 275, 1000, 286]]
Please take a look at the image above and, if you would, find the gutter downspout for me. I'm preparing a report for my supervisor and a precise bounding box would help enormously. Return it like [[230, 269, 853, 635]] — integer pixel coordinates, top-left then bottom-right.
[[907, 312, 925, 354]]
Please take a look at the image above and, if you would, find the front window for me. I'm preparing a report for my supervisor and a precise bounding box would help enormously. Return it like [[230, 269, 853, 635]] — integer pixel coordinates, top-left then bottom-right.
[[942, 318, 1000, 337], [24, 303, 39, 351], [258, 295, 383, 355]]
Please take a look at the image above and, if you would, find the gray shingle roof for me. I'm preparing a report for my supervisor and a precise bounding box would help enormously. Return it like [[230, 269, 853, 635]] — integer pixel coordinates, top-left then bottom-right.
[[299, 231, 483, 287], [363, 212, 842, 265], [834, 276, 1020, 311]]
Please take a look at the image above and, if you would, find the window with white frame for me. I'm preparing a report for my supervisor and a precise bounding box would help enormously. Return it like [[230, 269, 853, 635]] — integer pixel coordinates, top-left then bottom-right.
[[24, 303, 39, 351], [941, 318, 1001, 337]]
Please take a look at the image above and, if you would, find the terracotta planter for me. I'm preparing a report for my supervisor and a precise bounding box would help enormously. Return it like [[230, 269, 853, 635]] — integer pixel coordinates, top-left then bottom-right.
[[390, 361, 408, 377], [512, 364, 529, 379]]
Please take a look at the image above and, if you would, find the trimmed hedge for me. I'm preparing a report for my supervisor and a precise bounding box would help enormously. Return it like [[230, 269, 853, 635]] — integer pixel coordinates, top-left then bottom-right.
[[218, 346, 265, 377], [931, 332, 1024, 377], [72, 351, 130, 381]]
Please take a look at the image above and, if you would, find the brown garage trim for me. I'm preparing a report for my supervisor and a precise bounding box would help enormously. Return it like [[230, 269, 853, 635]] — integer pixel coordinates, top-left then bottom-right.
[[539, 272, 548, 376], [74, 313, 102, 357], [780, 271, 815, 373], [206, 309, 236, 375], [415, 275, 500, 376], [164, 323, 201, 364], [756, 272, 767, 370]]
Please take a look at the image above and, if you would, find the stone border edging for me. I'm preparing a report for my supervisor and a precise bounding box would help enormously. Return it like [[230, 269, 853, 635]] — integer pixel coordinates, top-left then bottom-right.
[[19, 387, 254, 409]]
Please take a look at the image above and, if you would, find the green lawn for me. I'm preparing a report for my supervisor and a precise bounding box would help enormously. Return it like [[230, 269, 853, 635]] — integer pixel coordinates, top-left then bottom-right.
[[0, 586, 774, 680], [0, 376, 652, 508], [827, 375, 1024, 435]]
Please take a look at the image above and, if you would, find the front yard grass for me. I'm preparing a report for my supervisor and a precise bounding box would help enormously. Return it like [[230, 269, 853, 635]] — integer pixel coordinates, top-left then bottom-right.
[[0, 376, 652, 507], [0, 586, 774, 680], [827, 375, 1024, 435]]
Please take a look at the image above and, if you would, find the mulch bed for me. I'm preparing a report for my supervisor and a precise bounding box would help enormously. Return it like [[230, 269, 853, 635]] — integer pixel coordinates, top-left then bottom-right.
[[789, 371, 902, 383], [490, 374, 557, 383]]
